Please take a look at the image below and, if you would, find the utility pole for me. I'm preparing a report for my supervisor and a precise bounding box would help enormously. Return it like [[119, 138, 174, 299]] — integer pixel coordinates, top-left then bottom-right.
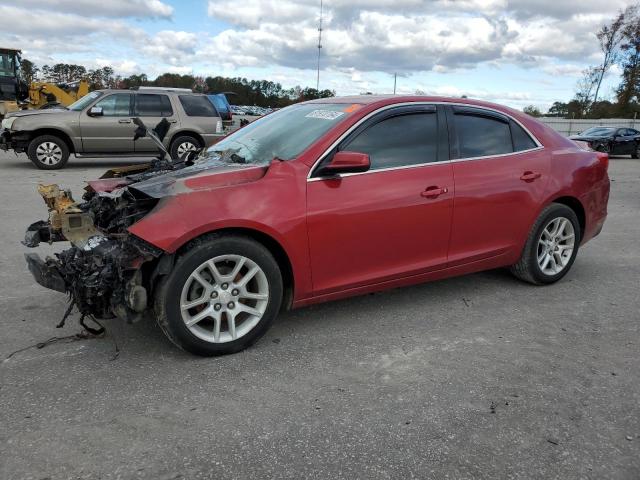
[[393, 73, 397, 94], [316, 0, 323, 92]]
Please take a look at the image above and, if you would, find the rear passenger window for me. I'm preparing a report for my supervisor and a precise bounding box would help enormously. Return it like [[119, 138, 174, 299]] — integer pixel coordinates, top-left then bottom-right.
[[511, 121, 537, 151], [454, 114, 512, 158], [179, 95, 218, 117], [134, 94, 173, 117], [342, 113, 438, 170]]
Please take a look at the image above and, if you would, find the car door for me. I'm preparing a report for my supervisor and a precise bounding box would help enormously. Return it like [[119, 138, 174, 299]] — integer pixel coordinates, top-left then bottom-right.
[[446, 106, 550, 266], [614, 128, 636, 154], [306, 105, 454, 295], [79, 93, 134, 152], [133, 93, 179, 152]]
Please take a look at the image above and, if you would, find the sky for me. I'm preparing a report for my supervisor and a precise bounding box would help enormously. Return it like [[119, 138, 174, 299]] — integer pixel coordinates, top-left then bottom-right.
[[0, 0, 636, 110]]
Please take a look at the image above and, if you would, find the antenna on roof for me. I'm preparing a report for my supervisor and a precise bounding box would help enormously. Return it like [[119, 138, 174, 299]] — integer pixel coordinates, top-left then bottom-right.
[[316, 0, 323, 92]]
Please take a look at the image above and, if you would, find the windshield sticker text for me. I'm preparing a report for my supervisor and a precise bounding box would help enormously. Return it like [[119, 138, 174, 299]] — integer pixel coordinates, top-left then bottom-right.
[[305, 110, 345, 120]]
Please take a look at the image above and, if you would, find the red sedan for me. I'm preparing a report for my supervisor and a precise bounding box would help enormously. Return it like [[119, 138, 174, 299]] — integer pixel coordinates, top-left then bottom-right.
[[25, 96, 610, 356]]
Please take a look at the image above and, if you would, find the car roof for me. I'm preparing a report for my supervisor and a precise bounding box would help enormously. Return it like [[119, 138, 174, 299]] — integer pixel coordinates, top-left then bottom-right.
[[303, 94, 546, 128], [96, 88, 203, 95], [302, 94, 525, 115]]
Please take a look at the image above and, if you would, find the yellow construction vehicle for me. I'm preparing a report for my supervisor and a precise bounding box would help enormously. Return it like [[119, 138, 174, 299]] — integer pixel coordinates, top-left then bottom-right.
[[0, 47, 90, 119], [28, 80, 89, 109]]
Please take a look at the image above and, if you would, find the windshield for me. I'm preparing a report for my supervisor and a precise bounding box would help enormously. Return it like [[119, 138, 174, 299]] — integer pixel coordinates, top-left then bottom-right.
[[581, 127, 616, 136], [68, 91, 103, 111], [0, 52, 16, 77], [200, 103, 355, 165]]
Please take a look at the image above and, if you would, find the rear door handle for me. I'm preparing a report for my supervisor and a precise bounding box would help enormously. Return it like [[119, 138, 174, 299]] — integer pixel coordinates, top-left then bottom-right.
[[118, 119, 132, 124], [520, 171, 541, 182], [421, 186, 448, 198]]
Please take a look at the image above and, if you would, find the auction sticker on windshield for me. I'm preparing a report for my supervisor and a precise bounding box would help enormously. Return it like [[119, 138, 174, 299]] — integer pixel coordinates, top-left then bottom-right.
[[305, 110, 345, 120]]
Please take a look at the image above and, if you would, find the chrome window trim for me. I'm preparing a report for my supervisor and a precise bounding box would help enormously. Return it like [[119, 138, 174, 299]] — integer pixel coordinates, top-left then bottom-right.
[[306, 101, 544, 181]]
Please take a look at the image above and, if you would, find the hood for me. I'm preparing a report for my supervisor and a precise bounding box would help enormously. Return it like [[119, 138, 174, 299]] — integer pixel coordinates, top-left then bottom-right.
[[130, 163, 269, 198], [570, 134, 611, 142], [7, 108, 74, 119], [89, 158, 270, 199]]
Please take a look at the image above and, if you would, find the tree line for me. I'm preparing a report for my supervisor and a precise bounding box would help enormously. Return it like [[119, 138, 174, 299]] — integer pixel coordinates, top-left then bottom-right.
[[19, 60, 335, 108], [524, 5, 640, 119]]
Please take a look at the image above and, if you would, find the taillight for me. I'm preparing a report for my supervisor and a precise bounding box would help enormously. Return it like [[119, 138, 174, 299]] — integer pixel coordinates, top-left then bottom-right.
[[596, 152, 609, 170]]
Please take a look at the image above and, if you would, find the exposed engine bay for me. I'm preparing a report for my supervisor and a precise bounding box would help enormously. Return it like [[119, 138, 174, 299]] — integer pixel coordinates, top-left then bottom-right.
[[22, 118, 199, 323], [24, 183, 163, 322]]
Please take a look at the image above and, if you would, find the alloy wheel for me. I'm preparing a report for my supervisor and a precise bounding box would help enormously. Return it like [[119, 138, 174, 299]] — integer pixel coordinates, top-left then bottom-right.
[[176, 141, 198, 158], [180, 254, 269, 343], [537, 217, 575, 276], [35, 142, 63, 166]]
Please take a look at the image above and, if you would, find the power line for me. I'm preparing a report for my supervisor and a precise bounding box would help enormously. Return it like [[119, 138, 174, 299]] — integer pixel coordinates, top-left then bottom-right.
[[316, 0, 323, 91]]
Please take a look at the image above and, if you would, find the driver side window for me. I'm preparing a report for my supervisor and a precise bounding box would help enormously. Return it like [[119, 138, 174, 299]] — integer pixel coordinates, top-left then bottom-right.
[[341, 112, 439, 171], [93, 94, 131, 116]]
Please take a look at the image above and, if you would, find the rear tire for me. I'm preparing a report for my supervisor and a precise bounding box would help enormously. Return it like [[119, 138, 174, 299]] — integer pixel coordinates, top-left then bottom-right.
[[27, 135, 70, 170], [170, 135, 202, 161], [510, 203, 581, 285], [154, 234, 283, 356]]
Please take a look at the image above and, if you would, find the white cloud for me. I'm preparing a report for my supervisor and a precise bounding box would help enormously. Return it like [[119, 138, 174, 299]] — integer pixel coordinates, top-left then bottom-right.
[[16, 0, 173, 19], [1, 0, 637, 106], [142, 31, 199, 65], [95, 58, 140, 75], [203, 0, 637, 74]]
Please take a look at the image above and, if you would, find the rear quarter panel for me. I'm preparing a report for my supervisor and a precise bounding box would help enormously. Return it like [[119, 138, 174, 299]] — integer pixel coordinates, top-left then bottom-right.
[[505, 113, 609, 246], [544, 145, 609, 244]]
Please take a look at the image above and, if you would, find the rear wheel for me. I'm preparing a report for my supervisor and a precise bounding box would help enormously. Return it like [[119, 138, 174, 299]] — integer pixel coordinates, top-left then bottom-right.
[[510, 203, 580, 285], [170, 135, 202, 161], [27, 135, 70, 170], [155, 235, 283, 356]]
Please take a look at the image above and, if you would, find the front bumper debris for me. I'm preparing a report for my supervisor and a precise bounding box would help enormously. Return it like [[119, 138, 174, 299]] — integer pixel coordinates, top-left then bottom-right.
[[24, 253, 66, 293], [0, 128, 9, 151], [24, 183, 161, 322], [0, 128, 29, 153]]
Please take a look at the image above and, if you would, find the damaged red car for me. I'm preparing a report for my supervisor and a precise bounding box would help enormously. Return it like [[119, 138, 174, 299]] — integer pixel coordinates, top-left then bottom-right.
[[24, 96, 610, 356]]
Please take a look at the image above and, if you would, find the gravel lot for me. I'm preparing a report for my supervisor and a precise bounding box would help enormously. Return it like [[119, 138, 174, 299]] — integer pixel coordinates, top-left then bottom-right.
[[1, 152, 638, 480]]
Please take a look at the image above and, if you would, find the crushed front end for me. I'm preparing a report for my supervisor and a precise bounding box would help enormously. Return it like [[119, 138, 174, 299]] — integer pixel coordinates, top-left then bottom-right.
[[24, 182, 163, 323]]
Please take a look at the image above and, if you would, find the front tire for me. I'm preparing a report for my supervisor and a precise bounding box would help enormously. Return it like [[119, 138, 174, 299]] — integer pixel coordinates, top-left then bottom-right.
[[154, 234, 283, 356], [510, 203, 581, 285], [27, 135, 70, 170]]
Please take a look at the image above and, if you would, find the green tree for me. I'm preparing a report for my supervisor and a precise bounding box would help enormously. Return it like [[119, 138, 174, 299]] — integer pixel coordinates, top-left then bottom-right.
[[547, 101, 569, 117], [523, 105, 542, 117], [20, 58, 38, 83], [592, 10, 627, 105], [616, 6, 640, 117]]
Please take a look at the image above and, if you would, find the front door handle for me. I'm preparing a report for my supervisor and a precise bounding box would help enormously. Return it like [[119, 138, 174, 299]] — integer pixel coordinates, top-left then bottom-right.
[[520, 171, 541, 182], [168, 119, 178, 124], [421, 186, 448, 198], [118, 119, 132, 124]]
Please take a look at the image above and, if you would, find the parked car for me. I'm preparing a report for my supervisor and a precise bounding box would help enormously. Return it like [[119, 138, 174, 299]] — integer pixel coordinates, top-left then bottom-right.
[[0, 87, 224, 169], [230, 105, 245, 115], [24, 95, 610, 356], [570, 126, 640, 158]]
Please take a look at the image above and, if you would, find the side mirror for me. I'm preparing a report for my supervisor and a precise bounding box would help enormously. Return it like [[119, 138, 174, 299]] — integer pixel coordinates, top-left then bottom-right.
[[317, 151, 371, 177], [88, 106, 103, 116]]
